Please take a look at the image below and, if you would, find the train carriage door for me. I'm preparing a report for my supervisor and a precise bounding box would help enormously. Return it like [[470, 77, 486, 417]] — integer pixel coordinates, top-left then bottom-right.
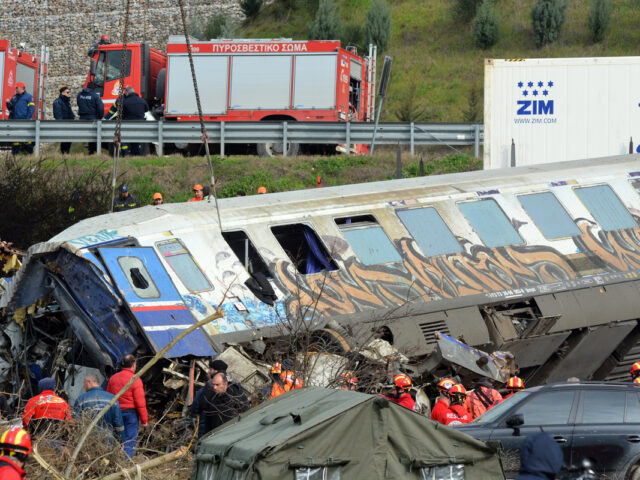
[[98, 247, 214, 358]]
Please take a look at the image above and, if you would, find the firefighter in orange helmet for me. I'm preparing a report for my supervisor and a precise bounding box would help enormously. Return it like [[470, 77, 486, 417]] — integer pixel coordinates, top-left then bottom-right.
[[270, 359, 303, 399], [504, 376, 525, 400], [631, 362, 640, 381], [0, 427, 32, 480], [381, 374, 415, 410], [443, 384, 471, 425], [431, 377, 455, 424], [338, 371, 358, 391]]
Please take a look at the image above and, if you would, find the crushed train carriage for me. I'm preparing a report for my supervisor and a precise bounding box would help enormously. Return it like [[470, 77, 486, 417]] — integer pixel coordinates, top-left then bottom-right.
[[2, 154, 640, 407]]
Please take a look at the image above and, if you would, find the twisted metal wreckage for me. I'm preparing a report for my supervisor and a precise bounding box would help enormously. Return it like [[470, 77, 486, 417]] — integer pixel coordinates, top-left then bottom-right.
[[3, 154, 640, 416]]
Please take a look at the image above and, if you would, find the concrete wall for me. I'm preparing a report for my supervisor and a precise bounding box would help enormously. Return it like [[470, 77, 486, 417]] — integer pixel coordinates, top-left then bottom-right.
[[0, 0, 242, 116]]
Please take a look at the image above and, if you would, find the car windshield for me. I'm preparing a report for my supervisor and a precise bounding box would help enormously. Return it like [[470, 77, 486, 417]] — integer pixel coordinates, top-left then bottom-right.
[[473, 390, 533, 424]]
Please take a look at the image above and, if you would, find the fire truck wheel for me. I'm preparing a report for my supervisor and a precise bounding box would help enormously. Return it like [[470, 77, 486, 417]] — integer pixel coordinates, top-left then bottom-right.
[[257, 141, 299, 158]]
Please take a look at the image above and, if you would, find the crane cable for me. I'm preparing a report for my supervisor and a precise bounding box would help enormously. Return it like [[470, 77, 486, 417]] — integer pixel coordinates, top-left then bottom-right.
[[109, 0, 132, 213], [177, 0, 223, 229]]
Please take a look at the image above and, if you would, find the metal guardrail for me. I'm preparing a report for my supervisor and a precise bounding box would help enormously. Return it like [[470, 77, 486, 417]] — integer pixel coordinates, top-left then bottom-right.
[[0, 120, 484, 157]]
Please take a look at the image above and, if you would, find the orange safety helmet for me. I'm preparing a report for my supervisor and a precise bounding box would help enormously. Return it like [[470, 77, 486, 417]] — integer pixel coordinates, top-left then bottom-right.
[[507, 376, 525, 391], [0, 427, 32, 458], [270, 362, 282, 374], [634, 377, 640, 386], [449, 384, 467, 398], [393, 374, 412, 391], [257, 186, 267, 194], [437, 377, 455, 393], [631, 362, 640, 379]]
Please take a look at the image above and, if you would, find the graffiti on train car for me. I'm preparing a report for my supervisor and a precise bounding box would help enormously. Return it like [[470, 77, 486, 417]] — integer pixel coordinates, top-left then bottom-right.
[[573, 220, 640, 272]]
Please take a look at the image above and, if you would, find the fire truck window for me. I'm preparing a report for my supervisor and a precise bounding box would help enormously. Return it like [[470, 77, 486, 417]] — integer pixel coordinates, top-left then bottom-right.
[[271, 224, 338, 275], [16, 63, 36, 97], [104, 50, 132, 83], [221, 231, 271, 278]]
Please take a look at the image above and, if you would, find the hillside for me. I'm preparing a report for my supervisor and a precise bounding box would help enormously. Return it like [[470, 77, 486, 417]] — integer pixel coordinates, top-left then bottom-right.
[[241, 0, 640, 122]]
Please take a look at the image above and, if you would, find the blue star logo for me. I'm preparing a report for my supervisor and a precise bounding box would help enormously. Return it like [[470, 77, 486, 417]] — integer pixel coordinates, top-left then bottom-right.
[[543, 90, 549, 96], [548, 81, 554, 87], [518, 81, 523, 88], [528, 81, 534, 88], [537, 81, 543, 87], [523, 90, 529, 96], [533, 90, 538, 96]]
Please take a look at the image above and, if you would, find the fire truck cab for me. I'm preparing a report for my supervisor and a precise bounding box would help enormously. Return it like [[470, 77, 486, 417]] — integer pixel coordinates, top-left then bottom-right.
[[0, 40, 41, 120]]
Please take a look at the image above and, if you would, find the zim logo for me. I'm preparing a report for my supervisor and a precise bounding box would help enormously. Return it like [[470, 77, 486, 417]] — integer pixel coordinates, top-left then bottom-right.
[[516, 80, 554, 115]]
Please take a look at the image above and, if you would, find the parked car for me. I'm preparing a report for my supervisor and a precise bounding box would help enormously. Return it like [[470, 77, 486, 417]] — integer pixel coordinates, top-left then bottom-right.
[[457, 381, 640, 479]]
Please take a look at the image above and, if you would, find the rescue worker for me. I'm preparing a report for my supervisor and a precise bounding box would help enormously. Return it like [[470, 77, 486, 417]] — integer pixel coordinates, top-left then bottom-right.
[[504, 376, 525, 400], [443, 384, 471, 426], [104, 86, 149, 156], [87, 34, 111, 57], [516, 432, 563, 480], [199, 372, 248, 436], [6, 82, 35, 154], [430, 377, 455, 424], [22, 377, 72, 434], [466, 378, 503, 420], [106, 355, 148, 459], [74, 373, 124, 441], [52, 85, 75, 154], [257, 186, 267, 194], [113, 183, 139, 212], [152, 192, 163, 205], [189, 184, 204, 202], [381, 374, 415, 410], [338, 371, 358, 391], [270, 359, 303, 399], [631, 362, 640, 382], [77, 82, 104, 154], [0, 427, 32, 480]]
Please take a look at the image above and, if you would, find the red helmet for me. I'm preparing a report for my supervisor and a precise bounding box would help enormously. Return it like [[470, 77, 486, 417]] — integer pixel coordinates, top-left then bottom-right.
[[0, 427, 32, 458], [437, 378, 455, 393], [270, 363, 282, 374], [507, 376, 525, 391], [634, 377, 640, 386], [15, 82, 26, 88], [631, 362, 640, 378], [393, 374, 412, 391], [449, 384, 467, 397], [100, 35, 109, 41]]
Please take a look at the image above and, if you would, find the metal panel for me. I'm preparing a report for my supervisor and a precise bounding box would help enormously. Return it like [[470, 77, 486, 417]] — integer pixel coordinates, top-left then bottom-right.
[[98, 247, 214, 358], [166, 55, 228, 115], [0, 52, 4, 106], [518, 192, 581, 239], [341, 226, 401, 265], [443, 307, 490, 346], [574, 184, 637, 231], [293, 54, 336, 109], [500, 332, 569, 368], [350, 59, 362, 81], [16, 62, 36, 100], [546, 321, 637, 382], [458, 199, 523, 247], [230, 55, 291, 109], [396, 207, 462, 256]]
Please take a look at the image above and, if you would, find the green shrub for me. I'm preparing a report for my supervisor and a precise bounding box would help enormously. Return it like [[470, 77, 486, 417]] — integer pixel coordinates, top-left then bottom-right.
[[342, 23, 365, 49], [309, 0, 342, 40], [190, 13, 238, 40], [531, 0, 567, 48], [588, 0, 612, 43], [452, 0, 484, 23], [462, 85, 482, 122], [240, 0, 264, 20], [472, 0, 499, 49], [365, 0, 392, 52]]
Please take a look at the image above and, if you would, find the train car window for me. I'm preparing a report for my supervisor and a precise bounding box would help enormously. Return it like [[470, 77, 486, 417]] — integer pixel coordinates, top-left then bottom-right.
[[574, 184, 637, 231], [271, 224, 338, 275], [458, 199, 523, 247], [156, 239, 211, 292], [396, 207, 462, 256], [221, 231, 271, 277], [335, 215, 401, 265], [518, 192, 581, 239], [116, 256, 160, 299]]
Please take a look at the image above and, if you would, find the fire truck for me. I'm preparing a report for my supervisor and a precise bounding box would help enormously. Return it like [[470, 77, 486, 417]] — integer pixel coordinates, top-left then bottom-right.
[[0, 40, 44, 120], [86, 38, 376, 155]]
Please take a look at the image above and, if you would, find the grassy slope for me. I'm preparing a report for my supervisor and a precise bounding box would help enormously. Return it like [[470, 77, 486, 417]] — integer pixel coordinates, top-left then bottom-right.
[[241, 0, 640, 121]]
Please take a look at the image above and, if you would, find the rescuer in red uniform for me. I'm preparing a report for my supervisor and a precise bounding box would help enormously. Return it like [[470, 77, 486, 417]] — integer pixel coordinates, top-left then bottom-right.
[[443, 384, 471, 426], [0, 427, 32, 480], [22, 377, 71, 433], [382, 374, 416, 410], [504, 376, 525, 400], [431, 377, 455, 424]]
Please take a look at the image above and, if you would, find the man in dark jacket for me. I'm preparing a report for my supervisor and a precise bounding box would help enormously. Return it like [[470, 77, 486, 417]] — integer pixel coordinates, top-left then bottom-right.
[[77, 82, 104, 154], [7, 82, 35, 154], [199, 372, 248, 436], [104, 86, 149, 156], [516, 432, 563, 480], [52, 85, 75, 154], [113, 183, 139, 212]]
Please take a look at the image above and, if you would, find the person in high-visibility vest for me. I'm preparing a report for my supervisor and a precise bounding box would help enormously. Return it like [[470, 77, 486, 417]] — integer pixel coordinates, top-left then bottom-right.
[[0, 427, 32, 480], [431, 377, 455, 424], [270, 359, 303, 399]]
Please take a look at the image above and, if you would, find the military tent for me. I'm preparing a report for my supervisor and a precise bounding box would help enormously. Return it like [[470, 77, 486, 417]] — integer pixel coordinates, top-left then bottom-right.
[[193, 387, 505, 480]]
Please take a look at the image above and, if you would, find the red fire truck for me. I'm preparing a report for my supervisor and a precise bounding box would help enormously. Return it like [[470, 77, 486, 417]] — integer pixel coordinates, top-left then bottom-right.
[[86, 38, 376, 155], [0, 40, 43, 120]]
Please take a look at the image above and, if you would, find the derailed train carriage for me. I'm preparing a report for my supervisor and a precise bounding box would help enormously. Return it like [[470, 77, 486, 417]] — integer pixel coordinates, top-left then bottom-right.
[[2, 154, 640, 407]]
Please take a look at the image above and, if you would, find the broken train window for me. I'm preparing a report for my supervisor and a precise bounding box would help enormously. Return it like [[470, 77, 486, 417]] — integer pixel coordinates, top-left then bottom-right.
[[156, 239, 211, 292], [271, 224, 338, 275], [294, 466, 341, 480], [116, 256, 160, 299], [420, 465, 464, 480], [335, 215, 401, 265], [222, 230, 277, 305]]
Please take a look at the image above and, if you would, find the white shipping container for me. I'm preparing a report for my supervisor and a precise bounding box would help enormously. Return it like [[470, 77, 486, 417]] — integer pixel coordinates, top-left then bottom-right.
[[484, 57, 640, 169]]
